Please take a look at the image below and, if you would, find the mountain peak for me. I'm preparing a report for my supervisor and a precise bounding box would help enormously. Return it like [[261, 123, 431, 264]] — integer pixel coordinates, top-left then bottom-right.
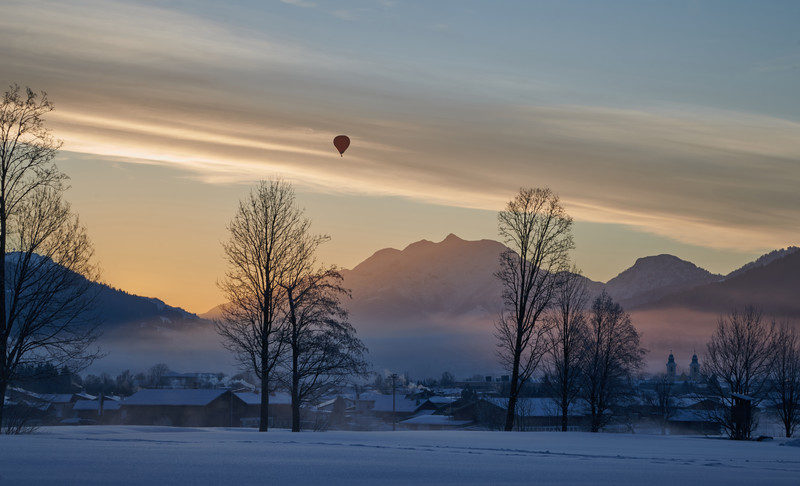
[[605, 254, 721, 306], [633, 254, 685, 265], [442, 233, 464, 243]]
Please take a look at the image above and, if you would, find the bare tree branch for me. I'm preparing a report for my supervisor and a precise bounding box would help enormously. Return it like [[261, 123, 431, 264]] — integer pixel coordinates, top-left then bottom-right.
[[581, 291, 645, 432], [0, 85, 99, 432], [494, 187, 573, 431], [543, 267, 589, 431], [703, 306, 775, 440]]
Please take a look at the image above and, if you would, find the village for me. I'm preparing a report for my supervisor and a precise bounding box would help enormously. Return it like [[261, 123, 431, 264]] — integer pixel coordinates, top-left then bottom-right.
[[4, 352, 761, 437]]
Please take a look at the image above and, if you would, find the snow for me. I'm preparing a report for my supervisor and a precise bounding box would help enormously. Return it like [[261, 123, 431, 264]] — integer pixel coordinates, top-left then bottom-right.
[[1, 427, 798, 485], [233, 391, 291, 406]]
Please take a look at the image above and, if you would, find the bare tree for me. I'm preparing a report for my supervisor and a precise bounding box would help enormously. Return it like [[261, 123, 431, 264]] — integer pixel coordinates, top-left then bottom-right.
[[581, 291, 645, 432], [703, 306, 775, 440], [281, 265, 368, 432], [146, 363, 171, 388], [543, 267, 588, 432], [0, 85, 100, 431], [770, 321, 800, 438], [495, 187, 573, 431], [216, 179, 307, 432]]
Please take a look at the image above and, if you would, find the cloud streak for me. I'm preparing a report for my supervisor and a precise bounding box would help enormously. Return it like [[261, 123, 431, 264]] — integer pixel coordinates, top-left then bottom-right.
[[2, 0, 798, 256]]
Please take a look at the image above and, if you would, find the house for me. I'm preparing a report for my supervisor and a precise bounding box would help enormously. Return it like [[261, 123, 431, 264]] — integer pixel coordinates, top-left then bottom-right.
[[120, 389, 295, 428], [121, 389, 238, 427], [448, 397, 590, 431], [4, 388, 94, 426], [316, 396, 356, 429], [356, 393, 419, 424], [71, 397, 123, 425], [448, 398, 505, 429]]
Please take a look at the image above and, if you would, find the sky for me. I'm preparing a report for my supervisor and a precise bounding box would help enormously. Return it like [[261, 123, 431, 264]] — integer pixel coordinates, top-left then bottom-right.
[[1, 0, 799, 314]]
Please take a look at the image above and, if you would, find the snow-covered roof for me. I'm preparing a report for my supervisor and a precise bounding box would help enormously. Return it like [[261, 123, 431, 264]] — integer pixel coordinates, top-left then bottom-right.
[[233, 391, 291, 406], [359, 394, 418, 413], [123, 389, 228, 407], [39, 394, 75, 404], [428, 396, 455, 405], [486, 398, 590, 417], [316, 396, 347, 410]]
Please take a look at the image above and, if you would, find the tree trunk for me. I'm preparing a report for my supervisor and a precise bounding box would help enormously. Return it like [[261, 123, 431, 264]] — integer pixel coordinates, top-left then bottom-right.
[[0, 379, 7, 432], [0, 196, 6, 433], [291, 351, 300, 432], [504, 363, 520, 431], [259, 374, 270, 432], [590, 403, 600, 433], [561, 397, 569, 432], [291, 389, 300, 432]]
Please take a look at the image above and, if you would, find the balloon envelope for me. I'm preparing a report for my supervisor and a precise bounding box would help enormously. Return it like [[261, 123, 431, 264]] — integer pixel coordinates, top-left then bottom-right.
[[333, 135, 350, 156]]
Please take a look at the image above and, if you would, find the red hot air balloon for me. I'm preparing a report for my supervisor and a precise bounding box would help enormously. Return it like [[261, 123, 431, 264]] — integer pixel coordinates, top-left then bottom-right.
[[333, 135, 350, 156]]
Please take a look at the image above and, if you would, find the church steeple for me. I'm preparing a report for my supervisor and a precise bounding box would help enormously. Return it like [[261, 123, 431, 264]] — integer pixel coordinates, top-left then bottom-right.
[[689, 352, 700, 382], [666, 352, 677, 381]]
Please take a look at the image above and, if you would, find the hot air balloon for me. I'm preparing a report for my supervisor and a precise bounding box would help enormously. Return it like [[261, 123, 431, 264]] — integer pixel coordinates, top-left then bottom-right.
[[333, 135, 350, 157]]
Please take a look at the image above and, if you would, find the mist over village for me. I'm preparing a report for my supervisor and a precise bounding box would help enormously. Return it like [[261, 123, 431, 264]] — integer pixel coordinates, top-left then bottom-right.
[[2, 1, 800, 485]]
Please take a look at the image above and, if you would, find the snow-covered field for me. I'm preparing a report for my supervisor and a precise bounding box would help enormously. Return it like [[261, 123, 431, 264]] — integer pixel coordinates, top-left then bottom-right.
[[1, 427, 798, 485]]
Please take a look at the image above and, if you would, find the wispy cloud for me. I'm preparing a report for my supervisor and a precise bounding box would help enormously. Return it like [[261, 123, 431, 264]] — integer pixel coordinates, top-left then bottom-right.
[[2, 0, 798, 256]]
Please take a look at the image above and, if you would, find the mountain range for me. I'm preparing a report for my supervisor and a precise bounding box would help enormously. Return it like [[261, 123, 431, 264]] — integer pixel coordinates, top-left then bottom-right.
[[82, 236, 799, 379]]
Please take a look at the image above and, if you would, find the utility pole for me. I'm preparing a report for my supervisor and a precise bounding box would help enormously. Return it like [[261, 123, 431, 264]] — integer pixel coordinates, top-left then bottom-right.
[[391, 373, 398, 431]]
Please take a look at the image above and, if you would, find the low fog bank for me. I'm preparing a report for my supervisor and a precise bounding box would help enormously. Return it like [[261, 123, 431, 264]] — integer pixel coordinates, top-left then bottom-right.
[[84, 320, 235, 377]]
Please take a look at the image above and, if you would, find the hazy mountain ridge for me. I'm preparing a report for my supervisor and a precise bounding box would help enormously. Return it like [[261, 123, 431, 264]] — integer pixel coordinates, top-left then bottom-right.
[[94, 283, 199, 328], [724, 246, 800, 280], [639, 249, 800, 318], [339, 236, 799, 376], [80, 235, 799, 377], [341, 234, 508, 323], [81, 282, 225, 375]]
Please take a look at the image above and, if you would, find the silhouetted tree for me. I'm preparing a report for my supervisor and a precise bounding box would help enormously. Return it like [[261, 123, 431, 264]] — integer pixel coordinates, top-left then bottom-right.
[[440, 371, 455, 387], [215, 179, 307, 431], [146, 363, 170, 388], [114, 370, 138, 396], [280, 267, 368, 432], [770, 321, 800, 438], [494, 187, 573, 431], [703, 306, 775, 440], [544, 267, 588, 431], [0, 85, 100, 431], [13, 363, 73, 394], [82, 373, 114, 396], [581, 291, 645, 432]]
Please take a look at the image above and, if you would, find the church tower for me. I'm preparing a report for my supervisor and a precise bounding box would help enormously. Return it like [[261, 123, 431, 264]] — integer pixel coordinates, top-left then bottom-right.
[[666, 352, 677, 381], [689, 353, 700, 382]]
